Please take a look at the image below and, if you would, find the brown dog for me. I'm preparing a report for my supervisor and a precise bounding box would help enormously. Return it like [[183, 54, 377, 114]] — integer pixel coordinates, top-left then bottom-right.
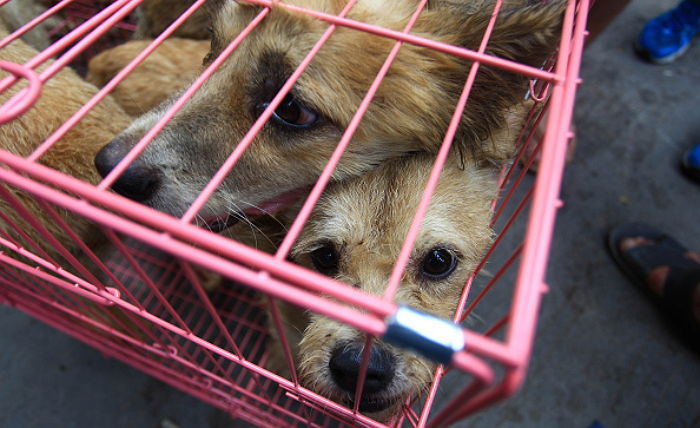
[[260, 102, 531, 420], [0, 24, 131, 267], [270, 152, 499, 419], [94, 0, 563, 229], [86, 38, 210, 116]]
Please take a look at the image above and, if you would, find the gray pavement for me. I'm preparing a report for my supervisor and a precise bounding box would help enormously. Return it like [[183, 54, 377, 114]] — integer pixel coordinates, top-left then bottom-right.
[[2, 0, 699, 427]]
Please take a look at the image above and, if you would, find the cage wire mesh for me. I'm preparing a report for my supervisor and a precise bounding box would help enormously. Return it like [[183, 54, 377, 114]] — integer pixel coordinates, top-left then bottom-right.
[[0, 0, 589, 426]]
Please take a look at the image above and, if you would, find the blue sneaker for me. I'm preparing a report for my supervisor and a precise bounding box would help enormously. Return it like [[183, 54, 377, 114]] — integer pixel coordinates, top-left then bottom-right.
[[636, 0, 700, 64], [681, 144, 700, 183]]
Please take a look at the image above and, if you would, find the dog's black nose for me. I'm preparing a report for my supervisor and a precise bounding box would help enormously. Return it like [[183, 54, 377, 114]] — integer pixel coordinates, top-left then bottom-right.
[[329, 343, 396, 394], [95, 138, 161, 201]]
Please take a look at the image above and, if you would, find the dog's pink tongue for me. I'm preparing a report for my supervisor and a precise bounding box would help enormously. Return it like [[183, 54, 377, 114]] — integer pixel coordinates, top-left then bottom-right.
[[243, 187, 310, 215]]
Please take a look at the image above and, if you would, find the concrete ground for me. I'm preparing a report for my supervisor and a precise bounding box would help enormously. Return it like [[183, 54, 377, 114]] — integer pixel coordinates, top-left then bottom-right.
[[1, 0, 699, 427]]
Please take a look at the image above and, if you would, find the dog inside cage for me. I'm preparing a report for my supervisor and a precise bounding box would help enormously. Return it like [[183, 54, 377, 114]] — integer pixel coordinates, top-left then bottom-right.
[[0, 0, 584, 426]]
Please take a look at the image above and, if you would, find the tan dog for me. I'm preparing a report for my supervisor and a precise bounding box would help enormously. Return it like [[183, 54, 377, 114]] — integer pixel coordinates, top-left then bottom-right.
[[0, 24, 130, 267], [86, 38, 210, 117], [269, 152, 498, 419], [94, 0, 563, 229], [260, 103, 532, 420]]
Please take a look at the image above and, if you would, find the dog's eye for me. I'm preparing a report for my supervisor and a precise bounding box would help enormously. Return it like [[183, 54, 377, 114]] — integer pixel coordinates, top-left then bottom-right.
[[309, 244, 339, 276], [263, 94, 318, 128], [420, 248, 457, 280]]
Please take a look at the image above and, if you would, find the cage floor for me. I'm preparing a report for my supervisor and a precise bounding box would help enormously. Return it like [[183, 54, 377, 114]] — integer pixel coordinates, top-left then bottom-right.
[[2, 0, 700, 426]]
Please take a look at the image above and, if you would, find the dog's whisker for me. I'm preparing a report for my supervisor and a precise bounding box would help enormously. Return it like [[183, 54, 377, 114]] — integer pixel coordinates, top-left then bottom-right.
[[235, 199, 289, 232], [222, 198, 287, 251]]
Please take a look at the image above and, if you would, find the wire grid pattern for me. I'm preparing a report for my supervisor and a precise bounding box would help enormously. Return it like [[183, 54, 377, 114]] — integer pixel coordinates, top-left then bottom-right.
[[0, 0, 589, 426]]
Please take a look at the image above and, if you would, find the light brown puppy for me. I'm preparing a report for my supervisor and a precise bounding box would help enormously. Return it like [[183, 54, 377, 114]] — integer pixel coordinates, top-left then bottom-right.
[[0, 25, 131, 266], [272, 152, 498, 419], [262, 103, 530, 420], [94, 0, 564, 229], [86, 38, 210, 116]]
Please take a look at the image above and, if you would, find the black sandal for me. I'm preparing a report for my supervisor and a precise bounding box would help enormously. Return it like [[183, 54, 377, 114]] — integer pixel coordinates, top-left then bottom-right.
[[607, 223, 700, 339]]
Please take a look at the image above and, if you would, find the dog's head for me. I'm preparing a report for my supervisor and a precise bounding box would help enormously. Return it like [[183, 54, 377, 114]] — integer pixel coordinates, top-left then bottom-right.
[[286, 151, 499, 417], [95, 0, 562, 228]]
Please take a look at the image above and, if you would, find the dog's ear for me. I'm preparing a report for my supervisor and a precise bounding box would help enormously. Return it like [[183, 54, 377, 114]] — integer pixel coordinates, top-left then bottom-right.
[[417, 0, 566, 68], [394, 1, 564, 161], [203, 0, 230, 20], [204, 0, 260, 17], [485, 0, 567, 68]]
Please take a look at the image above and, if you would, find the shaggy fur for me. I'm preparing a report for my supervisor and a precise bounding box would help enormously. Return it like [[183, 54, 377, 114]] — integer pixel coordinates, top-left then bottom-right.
[[86, 38, 210, 116], [271, 153, 498, 419], [0, 24, 131, 265], [95, 0, 564, 225], [261, 104, 530, 420]]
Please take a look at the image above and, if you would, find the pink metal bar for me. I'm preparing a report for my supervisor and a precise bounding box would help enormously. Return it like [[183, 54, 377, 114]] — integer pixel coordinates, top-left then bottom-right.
[[491, 141, 542, 227], [32, 197, 116, 288], [382, 0, 503, 302], [266, 295, 301, 386], [0, 232, 120, 304], [505, 0, 586, 363], [28, 0, 210, 162], [0, 251, 115, 305], [426, 378, 488, 428], [0, 0, 141, 93], [416, 365, 445, 427], [0, 151, 397, 317], [0, 162, 393, 334], [180, 262, 246, 358], [11, 295, 316, 428], [432, 1, 588, 425], [495, 100, 547, 198], [102, 229, 195, 334], [0, 0, 590, 425], [97, 7, 268, 191], [351, 335, 374, 414], [179, 0, 359, 224], [5, 282, 164, 354], [0, 0, 144, 124], [461, 244, 524, 322], [241, 0, 557, 82], [0, 187, 60, 265], [0, 60, 41, 123], [0, 0, 76, 50], [0, 258, 155, 342], [273, 0, 430, 260], [484, 314, 510, 338]]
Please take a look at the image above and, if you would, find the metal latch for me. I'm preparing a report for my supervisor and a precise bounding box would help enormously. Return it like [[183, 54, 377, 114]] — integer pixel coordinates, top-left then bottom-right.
[[383, 306, 465, 365]]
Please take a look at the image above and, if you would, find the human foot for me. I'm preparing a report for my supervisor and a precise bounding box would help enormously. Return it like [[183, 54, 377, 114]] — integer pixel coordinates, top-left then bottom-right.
[[608, 223, 700, 329]]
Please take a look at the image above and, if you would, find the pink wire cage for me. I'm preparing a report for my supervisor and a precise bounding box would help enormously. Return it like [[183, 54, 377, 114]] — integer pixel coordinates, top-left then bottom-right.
[[0, 0, 589, 427]]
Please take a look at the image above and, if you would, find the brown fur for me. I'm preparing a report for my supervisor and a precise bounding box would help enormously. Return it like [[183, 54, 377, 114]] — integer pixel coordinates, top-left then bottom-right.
[[86, 38, 210, 116], [259, 104, 530, 420], [97, 0, 564, 223], [271, 152, 498, 419], [0, 24, 131, 265], [133, 0, 211, 40]]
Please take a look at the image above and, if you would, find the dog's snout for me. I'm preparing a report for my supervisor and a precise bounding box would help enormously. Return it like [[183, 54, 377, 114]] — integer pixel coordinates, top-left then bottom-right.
[[110, 163, 162, 201], [95, 137, 161, 201], [329, 343, 395, 394]]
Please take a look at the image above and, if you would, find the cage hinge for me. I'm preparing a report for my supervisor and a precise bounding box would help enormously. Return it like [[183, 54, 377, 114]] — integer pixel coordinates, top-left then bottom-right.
[[383, 306, 465, 365]]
